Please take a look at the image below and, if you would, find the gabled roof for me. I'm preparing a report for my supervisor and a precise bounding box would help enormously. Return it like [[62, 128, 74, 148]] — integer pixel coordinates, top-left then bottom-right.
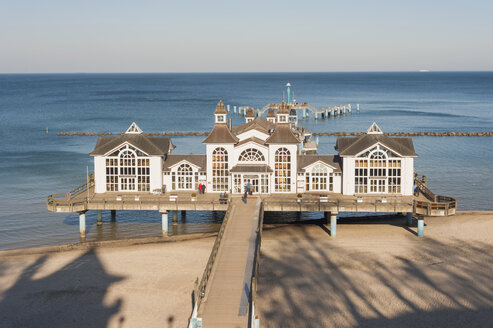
[[126, 122, 143, 134], [202, 124, 239, 144], [232, 117, 275, 135], [215, 100, 227, 114], [336, 134, 417, 157], [163, 154, 206, 170], [236, 137, 266, 147], [90, 134, 173, 156], [266, 108, 275, 118], [297, 155, 342, 173], [265, 124, 300, 144]]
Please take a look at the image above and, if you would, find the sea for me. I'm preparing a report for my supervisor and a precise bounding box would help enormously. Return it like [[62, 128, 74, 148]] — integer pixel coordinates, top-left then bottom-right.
[[0, 72, 492, 250]]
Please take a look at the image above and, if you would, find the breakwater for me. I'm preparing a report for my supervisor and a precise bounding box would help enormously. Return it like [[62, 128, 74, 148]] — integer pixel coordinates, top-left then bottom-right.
[[57, 131, 493, 137]]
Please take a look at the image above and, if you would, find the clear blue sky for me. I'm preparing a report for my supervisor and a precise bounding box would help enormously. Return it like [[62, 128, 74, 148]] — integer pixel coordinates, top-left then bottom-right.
[[1, 0, 492, 73]]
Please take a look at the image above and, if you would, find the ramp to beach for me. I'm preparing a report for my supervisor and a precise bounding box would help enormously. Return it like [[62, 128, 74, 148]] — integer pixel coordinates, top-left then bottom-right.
[[194, 197, 262, 328]]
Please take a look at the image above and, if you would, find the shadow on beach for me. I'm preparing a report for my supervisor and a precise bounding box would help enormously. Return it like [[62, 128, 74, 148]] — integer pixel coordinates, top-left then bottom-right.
[[257, 224, 493, 328], [0, 249, 124, 328]]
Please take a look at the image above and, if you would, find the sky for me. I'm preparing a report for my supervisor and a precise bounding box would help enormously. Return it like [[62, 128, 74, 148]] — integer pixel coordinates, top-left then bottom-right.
[[1, 0, 492, 73]]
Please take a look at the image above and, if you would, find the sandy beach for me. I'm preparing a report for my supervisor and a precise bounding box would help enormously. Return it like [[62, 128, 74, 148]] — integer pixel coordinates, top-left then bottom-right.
[[1, 212, 493, 328], [258, 211, 493, 327]]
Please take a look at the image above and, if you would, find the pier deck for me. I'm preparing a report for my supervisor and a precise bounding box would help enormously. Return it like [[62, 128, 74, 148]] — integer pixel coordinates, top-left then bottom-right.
[[47, 186, 415, 214], [198, 198, 261, 327]]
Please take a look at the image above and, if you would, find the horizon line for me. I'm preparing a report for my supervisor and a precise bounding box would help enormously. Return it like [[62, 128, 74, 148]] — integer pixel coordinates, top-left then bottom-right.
[[1, 70, 493, 75]]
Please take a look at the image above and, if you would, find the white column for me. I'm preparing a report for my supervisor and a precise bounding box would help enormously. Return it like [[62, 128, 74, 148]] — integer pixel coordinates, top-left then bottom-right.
[[330, 213, 337, 237], [97, 210, 102, 226], [79, 212, 86, 236], [161, 211, 169, 236]]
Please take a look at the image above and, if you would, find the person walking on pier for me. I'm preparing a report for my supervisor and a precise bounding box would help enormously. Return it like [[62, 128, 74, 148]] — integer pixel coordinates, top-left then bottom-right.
[[198, 183, 203, 194], [246, 181, 251, 195], [243, 186, 248, 204]]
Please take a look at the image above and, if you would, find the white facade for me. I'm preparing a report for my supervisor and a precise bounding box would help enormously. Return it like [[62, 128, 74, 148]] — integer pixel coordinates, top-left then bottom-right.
[[91, 113, 416, 198]]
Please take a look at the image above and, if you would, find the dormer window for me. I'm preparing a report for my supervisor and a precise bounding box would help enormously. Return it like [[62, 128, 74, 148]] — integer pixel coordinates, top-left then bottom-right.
[[279, 116, 287, 122]]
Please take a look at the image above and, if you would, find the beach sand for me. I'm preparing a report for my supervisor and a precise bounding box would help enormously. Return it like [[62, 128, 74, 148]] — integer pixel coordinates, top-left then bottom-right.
[[258, 211, 493, 327], [0, 234, 215, 328], [1, 212, 492, 328]]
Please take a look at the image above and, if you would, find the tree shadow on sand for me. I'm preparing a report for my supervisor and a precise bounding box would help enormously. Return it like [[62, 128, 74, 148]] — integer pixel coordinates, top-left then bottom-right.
[[257, 225, 493, 328], [0, 249, 124, 328]]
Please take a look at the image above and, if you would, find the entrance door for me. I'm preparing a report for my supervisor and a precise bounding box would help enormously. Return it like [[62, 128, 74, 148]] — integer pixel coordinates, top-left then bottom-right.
[[245, 175, 260, 194], [120, 177, 136, 191], [369, 178, 385, 193]]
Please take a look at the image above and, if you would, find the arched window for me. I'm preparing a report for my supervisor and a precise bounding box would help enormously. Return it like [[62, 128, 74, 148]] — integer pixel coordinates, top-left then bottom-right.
[[105, 145, 150, 192], [239, 148, 265, 162], [177, 163, 193, 190], [212, 147, 229, 192], [311, 163, 332, 191], [354, 145, 401, 194], [274, 148, 291, 192]]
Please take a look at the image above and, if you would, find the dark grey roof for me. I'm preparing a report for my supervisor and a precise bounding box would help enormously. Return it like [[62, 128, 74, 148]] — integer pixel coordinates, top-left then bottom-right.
[[297, 155, 342, 172], [230, 164, 273, 173], [163, 154, 206, 170], [236, 137, 266, 147], [90, 134, 173, 156], [336, 134, 417, 157], [265, 124, 300, 144], [232, 117, 275, 135], [202, 124, 239, 144]]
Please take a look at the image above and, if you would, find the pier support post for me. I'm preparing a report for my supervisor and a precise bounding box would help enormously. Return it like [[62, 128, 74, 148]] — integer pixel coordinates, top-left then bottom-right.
[[417, 216, 424, 237], [406, 212, 413, 226], [161, 211, 169, 236], [97, 210, 103, 226], [181, 210, 186, 217], [111, 210, 116, 221], [330, 213, 337, 237], [79, 211, 87, 237]]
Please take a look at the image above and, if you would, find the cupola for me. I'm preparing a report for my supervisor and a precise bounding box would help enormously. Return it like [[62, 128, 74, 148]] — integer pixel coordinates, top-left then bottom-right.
[[245, 108, 255, 123], [276, 101, 290, 123], [266, 108, 276, 123], [214, 100, 227, 124]]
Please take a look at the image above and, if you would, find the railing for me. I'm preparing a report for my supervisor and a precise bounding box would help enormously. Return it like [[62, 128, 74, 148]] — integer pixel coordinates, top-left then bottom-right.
[[263, 197, 413, 212], [414, 175, 457, 216], [46, 173, 94, 207], [248, 202, 264, 328], [415, 175, 435, 202], [194, 202, 234, 313]]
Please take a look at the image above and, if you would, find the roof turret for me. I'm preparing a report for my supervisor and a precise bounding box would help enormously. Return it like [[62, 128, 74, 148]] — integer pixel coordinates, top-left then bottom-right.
[[245, 108, 255, 118], [215, 100, 227, 114]]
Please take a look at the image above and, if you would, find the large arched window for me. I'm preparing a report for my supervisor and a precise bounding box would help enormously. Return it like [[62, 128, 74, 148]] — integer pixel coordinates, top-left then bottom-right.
[[274, 148, 291, 192], [212, 147, 229, 192], [177, 163, 193, 190], [239, 148, 265, 162], [354, 146, 401, 194], [105, 145, 150, 192], [310, 163, 331, 191]]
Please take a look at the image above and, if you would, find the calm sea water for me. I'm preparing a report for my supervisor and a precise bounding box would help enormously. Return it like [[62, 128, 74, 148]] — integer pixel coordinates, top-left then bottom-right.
[[0, 72, 492, 250]]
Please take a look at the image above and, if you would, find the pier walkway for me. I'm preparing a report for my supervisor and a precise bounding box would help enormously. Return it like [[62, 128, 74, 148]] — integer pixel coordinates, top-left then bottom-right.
[[191, 197, 263, 328]]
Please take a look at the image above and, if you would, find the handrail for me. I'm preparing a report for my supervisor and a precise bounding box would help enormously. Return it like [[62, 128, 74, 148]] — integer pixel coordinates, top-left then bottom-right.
[[195, 201, 234, 313], [46, 173, 94, 205], [415, 175, 436, 202], [248, 202, 264, 328]]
